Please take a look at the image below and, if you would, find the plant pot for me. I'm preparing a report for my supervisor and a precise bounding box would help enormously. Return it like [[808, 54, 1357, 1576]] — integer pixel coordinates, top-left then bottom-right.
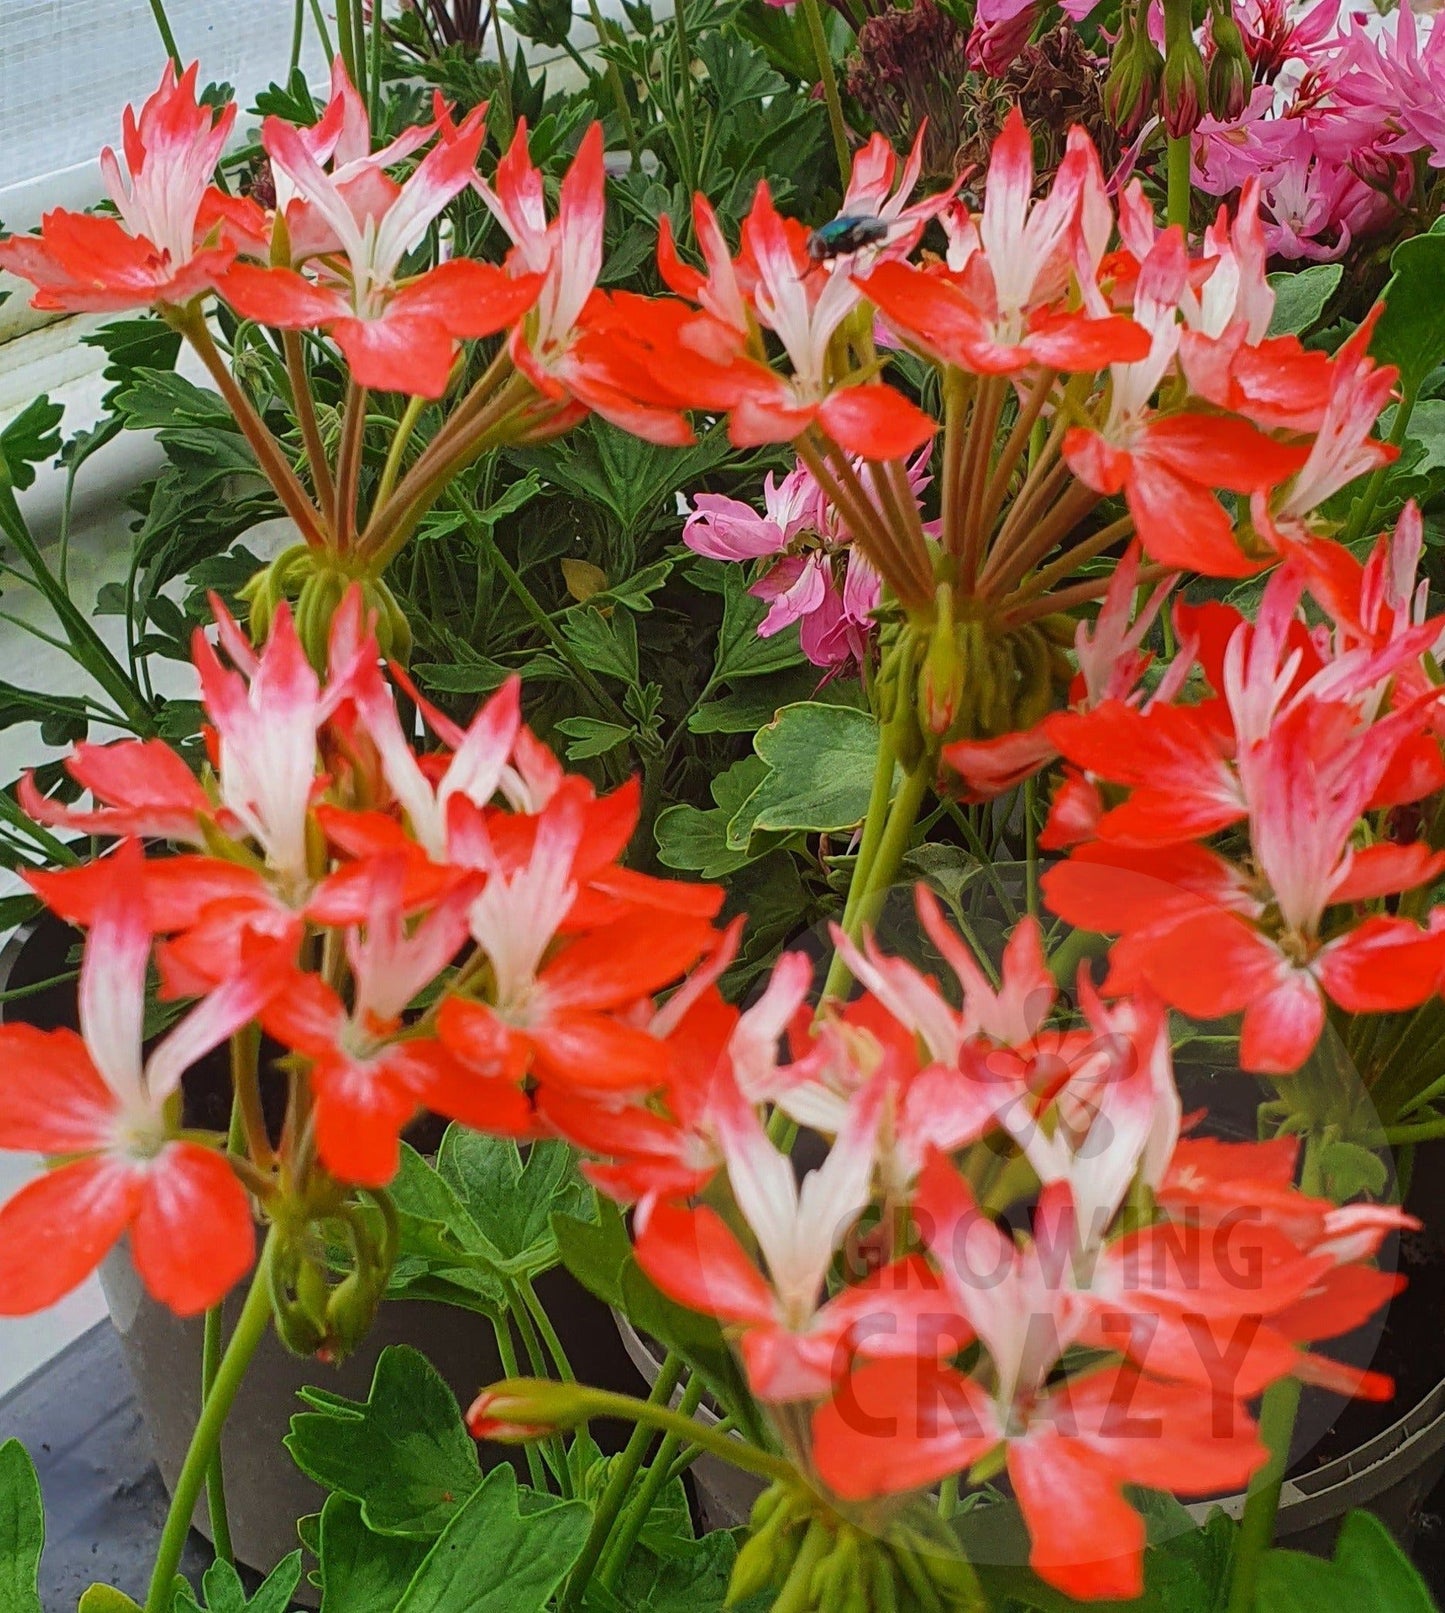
[[0, 915, 647, 1595]]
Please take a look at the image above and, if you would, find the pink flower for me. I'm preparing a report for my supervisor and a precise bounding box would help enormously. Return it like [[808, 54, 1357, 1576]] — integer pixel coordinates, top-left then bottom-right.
[[682, 452, 930, 669]]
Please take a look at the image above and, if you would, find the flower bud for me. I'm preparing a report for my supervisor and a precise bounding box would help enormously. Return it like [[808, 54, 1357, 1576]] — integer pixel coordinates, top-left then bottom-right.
[[1105, 21, 1164, 139], [1207, 9, 1253, 123], [466, 1378, 591, 1441], [918, 585, 963, 738], [1161, 34, 1208, 137]]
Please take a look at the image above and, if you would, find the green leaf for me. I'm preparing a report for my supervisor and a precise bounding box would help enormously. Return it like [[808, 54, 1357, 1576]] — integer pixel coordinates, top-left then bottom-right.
[[391, 1466, 590, 1613], [316, 1496, 429, 1613], [115, 369, 236, 434], [286, 1346, 483, 1539], [174, 1554, 303, 1613], [601, 1531, 760, 1612], [1316, 1137, 1389, 1201], [1258, 1510, 1438, 1613], [727, 701, 881, 848], [0, 1441, 43, 1613], [77, 1590, 142, 1613], [411, 659, 512, 696], [655, 756, 772, 877], [435, 1129, 595, 1279], [553, 1196, 633, 1311], [708, 564, 806, 684], [687, 666, 827, 735], [594, 557, 676, 613], [1267, 265, 1343, 338], [1372, 231, 1445, 400], [81, 316, 182, 407], [556, 716, 635, 761], [0, 397, 63, 491], [562, 607, 640, 686], [385, 1144, 508, 1314]]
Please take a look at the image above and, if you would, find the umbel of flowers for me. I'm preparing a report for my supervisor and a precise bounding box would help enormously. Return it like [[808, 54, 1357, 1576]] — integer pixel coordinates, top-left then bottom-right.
[[3, 53, 1445, 1613]]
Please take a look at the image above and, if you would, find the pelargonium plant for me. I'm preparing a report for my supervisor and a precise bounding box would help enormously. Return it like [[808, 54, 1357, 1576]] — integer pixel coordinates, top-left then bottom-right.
[[1, 40, 1444, 1613]]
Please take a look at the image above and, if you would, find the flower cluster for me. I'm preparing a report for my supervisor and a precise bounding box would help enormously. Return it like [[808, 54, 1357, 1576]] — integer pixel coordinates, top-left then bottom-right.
[[489, 889, 1413, 1601], [1193, 0, 1445, 262], [0, 590, 722, 1336], [1040, 504, 1445, 1074]]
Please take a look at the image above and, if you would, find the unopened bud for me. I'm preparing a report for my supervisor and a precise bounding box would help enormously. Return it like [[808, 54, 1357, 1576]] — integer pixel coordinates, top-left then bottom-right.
[[1207, 10, 1253, 122], [1105, 24, 1164, 139], [919, 586, 963, 737], [1161, 34, 1208, 137], [466, 1377, 590, 1442]]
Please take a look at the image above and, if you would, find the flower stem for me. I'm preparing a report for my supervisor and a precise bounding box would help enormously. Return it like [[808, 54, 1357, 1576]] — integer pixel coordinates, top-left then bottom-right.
[[822, 750, 932, 1001], [375, 394, 428, 513], [585, 0, 640, 161], [144, 1231, 277, 1613], [1225, 1375, 1302, 1613], [800, 0, 851, 189], [335, 381, 369, 553], [490, 1312, 551, 1493], [598, 1373, 706, 1588], [199, 1295, 233, 1565], [177, 311, 327, 548], [283, 331, 336, 535], [561, 1354, 687, 1613], [1346, 390, 1417, 544], [1167, 134, 1192, 234], [147, 0, 183, 69]]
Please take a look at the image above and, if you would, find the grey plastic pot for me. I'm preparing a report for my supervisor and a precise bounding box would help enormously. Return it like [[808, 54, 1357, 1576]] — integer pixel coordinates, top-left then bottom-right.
[[613, 1315, 1445, 1555]]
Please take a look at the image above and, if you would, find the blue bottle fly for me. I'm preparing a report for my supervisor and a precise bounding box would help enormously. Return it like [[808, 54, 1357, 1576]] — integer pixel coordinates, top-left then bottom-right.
[[806, 214, 891, 262]]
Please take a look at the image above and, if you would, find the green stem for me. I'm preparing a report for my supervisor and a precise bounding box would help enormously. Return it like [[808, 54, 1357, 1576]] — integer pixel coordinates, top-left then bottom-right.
[[518, 1279, 577, 1382], [561, 1354, 687, 1613], [585, 0, 640, 161], [491, 1312, 550, 1493], [671, 0, 699, 192], [505, 1287, 574, 1498], [1166, 134, 1192, 234], [1024, 775, 1040, 919], [369, 0, 385, 131], [289, 0, 306, 77], [335, 0, 360, 84], [147, 0, 184, 68], [822, 753, 932, 1001], [463, 504, 633, 727], [375, 394, 428, 512], [307, 0, 336, 61], [1225, 1376, 1302, 1613], [201, 1090, 251, 1567], [599, 1374, 705, 1588], [800, 0, 850, 189], [1347, 390, 1417, 544], [144, 1232, 277, 1613], [1225, 1132, 1324, 1613], [1384, 1117, 1445, 1145]]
